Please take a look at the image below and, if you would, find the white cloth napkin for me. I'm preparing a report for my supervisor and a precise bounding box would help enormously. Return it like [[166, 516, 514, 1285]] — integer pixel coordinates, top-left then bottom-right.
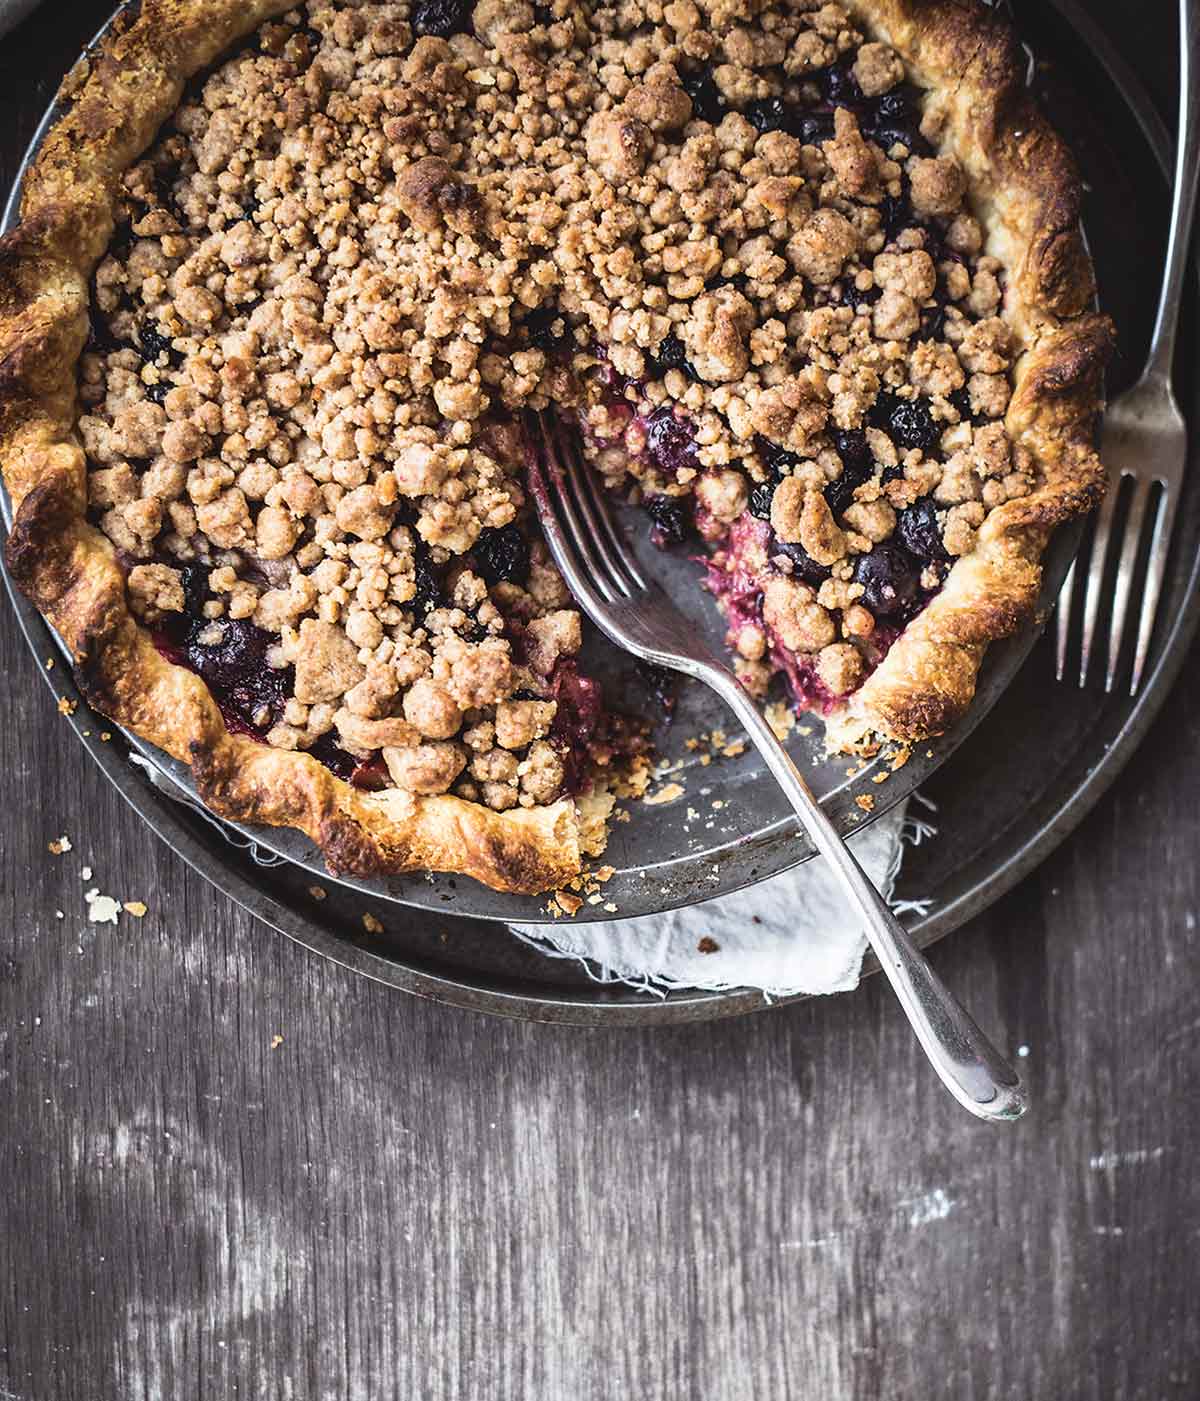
[[512, 798, 936, 998]]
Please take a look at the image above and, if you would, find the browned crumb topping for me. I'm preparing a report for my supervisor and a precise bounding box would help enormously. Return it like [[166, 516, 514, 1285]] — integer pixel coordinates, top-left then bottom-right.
[[80, 0, 1030, 808]]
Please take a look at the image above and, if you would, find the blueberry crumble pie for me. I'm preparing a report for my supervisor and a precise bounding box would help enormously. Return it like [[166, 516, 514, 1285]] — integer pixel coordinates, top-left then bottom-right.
[[1, 0, 1111, 893]]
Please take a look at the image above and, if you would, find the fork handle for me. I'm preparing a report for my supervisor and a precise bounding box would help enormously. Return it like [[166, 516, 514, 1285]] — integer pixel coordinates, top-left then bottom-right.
[[1146, 0, 1200, 385], [706, 669, 1026, 1122]]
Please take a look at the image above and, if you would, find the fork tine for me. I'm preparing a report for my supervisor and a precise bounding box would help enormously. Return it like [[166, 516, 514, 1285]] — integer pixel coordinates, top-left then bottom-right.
[[1055, 559, 1076, 682], [1078, 476, 1122, 687], [569, 441, 651, 593], [549, 417, 644, 596], [1104, 477, 1155, 693], [539, 420, 626, 606], [529, 417, 623, 609], [1129, 484, 1176, 696]]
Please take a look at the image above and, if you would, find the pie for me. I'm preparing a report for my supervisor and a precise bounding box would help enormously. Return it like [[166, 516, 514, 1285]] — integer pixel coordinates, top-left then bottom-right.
[[0, 0, 1112, 894]]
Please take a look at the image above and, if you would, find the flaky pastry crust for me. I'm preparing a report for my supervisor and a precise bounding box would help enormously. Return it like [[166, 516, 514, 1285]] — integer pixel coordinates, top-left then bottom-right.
[[0, 0, 1110, 891], [825, 0, 1113, 748], [0, 0, 581, 894]]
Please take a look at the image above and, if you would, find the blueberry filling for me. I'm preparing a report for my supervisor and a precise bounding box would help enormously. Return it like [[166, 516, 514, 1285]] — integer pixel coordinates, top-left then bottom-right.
[[136, 319, 179, 366], [410, 540, 447, 615], [871, 391, 943, 455], [819, 60, 864, 107], [681, 65, 726, 125], [644, 405, 698, 477], [823, 462, 874, 518], [523, 304, 569, 353], [412, 0, 471, 39], [773, 537, 832, 587], [896, 496, 951, 563], [918, 302, 948, 341], [832, 428, 873, 477], [745, 96, 797, 136], [472, 522, 531, 586], [748, 480, 776, 520], [755, 435, 801, 479], [644, 493, 692, 547], [853, 542, 922, 618], [647, 332, 698, 380], [839, 280, 882, 311], [176, 614, 290, 733]]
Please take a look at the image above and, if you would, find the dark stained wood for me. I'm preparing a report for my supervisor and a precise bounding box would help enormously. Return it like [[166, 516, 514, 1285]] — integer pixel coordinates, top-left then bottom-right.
[[1, 2, 1197, 1397]]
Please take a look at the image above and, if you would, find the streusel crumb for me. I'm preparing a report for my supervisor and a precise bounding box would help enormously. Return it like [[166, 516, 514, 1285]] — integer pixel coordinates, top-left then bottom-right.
[[81, 0, 1028, 807]]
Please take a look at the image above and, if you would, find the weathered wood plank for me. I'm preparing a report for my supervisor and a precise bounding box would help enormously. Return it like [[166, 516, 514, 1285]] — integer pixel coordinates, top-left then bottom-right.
[[0, 1, 1197, 1398]]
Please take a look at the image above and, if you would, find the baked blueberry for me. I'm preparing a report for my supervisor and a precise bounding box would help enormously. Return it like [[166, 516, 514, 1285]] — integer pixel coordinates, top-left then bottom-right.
[[473, 523, 531, 586], [853, 543, 921, 618], [745, 96, 796, 135], [774, 538, 832, 587], [645, 407, 698, 476], [523, 305, 568, 352], [136, 320, 177, 365], [820, 61, 863, 106], [413, 0, 470, 38], [896, 497, 951, 563], [873, 392, 943, 455], [644, 493, 692, 546], [681, 65, 726, 125], [184, 618, 289, 731], [748, 480, 776, 520], [647, 333, 697, 380]]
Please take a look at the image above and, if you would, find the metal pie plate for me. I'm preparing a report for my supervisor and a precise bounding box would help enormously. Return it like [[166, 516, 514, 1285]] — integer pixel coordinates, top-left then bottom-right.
[[2, 0, 1196, 1018]]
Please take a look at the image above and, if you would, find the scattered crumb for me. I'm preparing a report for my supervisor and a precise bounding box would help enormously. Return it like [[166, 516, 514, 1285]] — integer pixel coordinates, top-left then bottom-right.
[[270, 1034, 284, 1050], [587, 894, 604, 906], [697, 936, 720, 954], [84, 890, 120, 925], [553, 890, 583, 916], [57, 697, 77, 716], [100, 732, 112, 742], [47, 835, 72, 856], [80, 866, 93, 881], [721, 741, 746, 759], [122, 901, 147, 918], [765, 702, 794, 741], [594, 865, 615, 883], [644, 782, 685, 806], [362, 913, 384, 934], [308, 885, 327, 901], [602, 902, 617, 914], [872, 772, 889, 785], [54, 910, 64, 920], [855, 794, 876, 813], [890, 746, 912, 772], [45, 658, 54, 670]]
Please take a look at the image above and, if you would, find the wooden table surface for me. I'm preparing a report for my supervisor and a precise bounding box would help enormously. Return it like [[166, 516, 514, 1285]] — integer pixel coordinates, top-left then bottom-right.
[[2, 3, 1197, 1398]]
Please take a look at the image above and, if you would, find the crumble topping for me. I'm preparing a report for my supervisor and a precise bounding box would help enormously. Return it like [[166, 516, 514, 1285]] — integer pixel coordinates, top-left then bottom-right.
[[79, 0, 1032, 808]]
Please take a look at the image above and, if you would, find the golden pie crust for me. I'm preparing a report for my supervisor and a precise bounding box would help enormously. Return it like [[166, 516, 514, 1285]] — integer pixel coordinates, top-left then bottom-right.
[[0, 0, 1112, 894]]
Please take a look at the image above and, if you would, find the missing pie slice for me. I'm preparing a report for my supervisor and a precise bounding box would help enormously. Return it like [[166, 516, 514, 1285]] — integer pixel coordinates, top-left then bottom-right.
[[0, 0, 1112, 894]]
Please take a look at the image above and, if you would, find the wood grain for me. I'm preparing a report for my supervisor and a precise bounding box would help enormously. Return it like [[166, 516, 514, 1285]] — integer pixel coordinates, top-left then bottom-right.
[[1, 2, 1197, 1397]]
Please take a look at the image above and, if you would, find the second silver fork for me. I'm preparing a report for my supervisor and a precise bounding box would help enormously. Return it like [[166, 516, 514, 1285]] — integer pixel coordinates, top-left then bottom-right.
[[530, 412, 1026, 1123]]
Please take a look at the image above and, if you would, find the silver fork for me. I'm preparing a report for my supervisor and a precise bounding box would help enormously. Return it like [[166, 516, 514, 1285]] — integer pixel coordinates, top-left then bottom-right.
[[1056, 0, 1200, 695], [530, 413, 1026, 1123]]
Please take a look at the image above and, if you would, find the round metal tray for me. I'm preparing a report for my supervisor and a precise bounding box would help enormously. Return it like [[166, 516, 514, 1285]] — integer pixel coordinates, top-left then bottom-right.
[[2, 0, 1196, 1020], [0, 0, 1085, 926]]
